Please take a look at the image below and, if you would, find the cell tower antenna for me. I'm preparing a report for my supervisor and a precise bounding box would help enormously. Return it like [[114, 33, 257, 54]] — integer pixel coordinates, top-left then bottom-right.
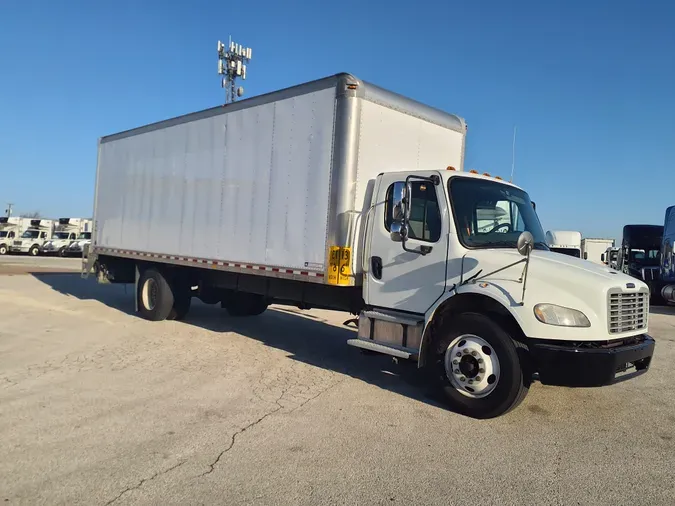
[[217, 36, 252, 104]]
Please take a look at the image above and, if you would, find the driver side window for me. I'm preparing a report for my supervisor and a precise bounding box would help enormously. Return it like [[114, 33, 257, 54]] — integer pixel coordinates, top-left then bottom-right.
[[384, 182, 441, 243]]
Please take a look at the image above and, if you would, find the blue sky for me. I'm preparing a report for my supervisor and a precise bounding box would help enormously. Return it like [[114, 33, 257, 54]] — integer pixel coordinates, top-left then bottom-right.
[[1, 0, 673, 242]]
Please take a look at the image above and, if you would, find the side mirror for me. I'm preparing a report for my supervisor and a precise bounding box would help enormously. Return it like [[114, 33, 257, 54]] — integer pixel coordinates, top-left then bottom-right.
[[390, 181, 409, 243], [390, 222, 408, 242], [517, 231, 534, 256], [601, 253, 605, 262], [584, 252, 588, 260]]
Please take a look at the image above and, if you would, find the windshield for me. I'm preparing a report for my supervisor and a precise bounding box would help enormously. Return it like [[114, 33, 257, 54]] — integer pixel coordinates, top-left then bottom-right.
[[550, 247, 581, 258], [53, 232, 71, 240], [77, 232, 91, 240], [449, 178, 547, 250], [629, 248, 660, 266], [21, 230, 40, 239]]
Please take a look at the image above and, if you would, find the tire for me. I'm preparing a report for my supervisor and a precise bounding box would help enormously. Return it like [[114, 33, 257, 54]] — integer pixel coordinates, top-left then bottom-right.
[[168, 289, 192, 321], [224, 293, 268, 317], [57, 247, 67, 258], [427, 312, 528, 419], [29, 245, 40, 257], [0, 244, 7, 255], [137, 268, 175, 321]]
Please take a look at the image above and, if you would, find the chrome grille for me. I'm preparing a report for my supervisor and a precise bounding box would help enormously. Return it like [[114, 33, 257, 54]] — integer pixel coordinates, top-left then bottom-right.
[[608, 291, 648, 334]]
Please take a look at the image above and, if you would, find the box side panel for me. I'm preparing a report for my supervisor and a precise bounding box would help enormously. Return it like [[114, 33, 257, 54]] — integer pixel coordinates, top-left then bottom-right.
[[350, 100, 466, 274], [95, 87, 336, 271]]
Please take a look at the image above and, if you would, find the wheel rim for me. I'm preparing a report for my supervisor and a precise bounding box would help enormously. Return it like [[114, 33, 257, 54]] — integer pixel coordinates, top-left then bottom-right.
[[31, 247, 38, 256], [0, 246, 6, 255], [444, 334, 500, 398], [141, 278, 158, 311]]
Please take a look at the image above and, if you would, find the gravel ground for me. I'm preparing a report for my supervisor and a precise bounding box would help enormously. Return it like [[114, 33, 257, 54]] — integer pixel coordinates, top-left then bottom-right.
[[0, 264, 674, 505]]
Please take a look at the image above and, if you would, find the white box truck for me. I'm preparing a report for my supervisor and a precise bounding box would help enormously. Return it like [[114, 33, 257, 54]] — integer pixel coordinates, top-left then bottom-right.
[[9, 219, 54, 255], [85, 73, 655, 418], [582, 238, 615, 265], [545, 230, 582, 258], [0, 217, 32, 255], [42, 218, 92, 256]]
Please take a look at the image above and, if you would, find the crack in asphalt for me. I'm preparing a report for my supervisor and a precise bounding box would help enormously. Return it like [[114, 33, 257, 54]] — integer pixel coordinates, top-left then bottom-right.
[[198, 389, 288, 478], [104, 460, 186, 505], [199, 377, 344, 478]]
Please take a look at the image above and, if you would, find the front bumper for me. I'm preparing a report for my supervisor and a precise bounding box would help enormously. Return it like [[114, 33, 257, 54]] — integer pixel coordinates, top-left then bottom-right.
[[530, 335, 655, 387], [9, 245, 31, 253]]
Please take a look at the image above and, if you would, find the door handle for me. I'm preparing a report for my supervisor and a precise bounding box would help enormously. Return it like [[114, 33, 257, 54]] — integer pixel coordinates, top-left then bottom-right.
[[371, 256, 383, 280]]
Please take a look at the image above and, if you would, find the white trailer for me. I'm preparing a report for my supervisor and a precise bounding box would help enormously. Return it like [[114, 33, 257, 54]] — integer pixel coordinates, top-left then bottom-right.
[[582, 238, 615, 265], [545, 230, 582, 258], [42, 218, 93, 256], [85, 73, 655, 418], [0, 217, 32, 255], [9, 219, 54, 255]]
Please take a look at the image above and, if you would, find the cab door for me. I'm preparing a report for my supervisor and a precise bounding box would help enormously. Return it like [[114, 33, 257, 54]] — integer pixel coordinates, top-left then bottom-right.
[[364, 172, 449, 315]]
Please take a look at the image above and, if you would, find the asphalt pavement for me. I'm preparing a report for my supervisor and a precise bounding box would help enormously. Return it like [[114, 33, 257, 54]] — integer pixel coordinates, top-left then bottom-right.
[[0, 259, 674, 505]]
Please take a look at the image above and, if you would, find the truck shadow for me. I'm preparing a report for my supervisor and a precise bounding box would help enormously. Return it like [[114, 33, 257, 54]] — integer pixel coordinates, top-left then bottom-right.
[[33, 273, 448, 412]]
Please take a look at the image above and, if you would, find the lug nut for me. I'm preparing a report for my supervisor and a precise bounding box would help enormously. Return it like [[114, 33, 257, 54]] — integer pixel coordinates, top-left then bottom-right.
[[456, 352, 462, 357], [478, 358, 484, 364], [452, 359, 458, 365], [479, 368, 485, 374], [454, 369, 460, 374], [468, 380, 474, 384], [475, 376, 481, 382], [464, 349, 470, 354], [459, 377, 466, 382], [471, 351, 477, 356]]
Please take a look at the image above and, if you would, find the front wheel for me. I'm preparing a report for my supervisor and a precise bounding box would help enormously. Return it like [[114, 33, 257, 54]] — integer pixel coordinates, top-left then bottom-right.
[[29, 245, 40, 256], [0, 244, 7, 255], [428, 312, 529, 419], [57, 247, 67, 258]]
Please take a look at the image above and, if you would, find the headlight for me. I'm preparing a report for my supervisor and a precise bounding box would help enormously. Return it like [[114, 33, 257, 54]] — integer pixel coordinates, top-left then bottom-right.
[[534, 304, 591, 327]]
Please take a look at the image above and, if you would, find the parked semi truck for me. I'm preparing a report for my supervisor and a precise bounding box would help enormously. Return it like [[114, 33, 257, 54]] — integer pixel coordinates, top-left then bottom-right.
[[659, 206, 675, 304], [617, 224, 663, 282], [42, 218, 92, 256], [602, 246, 619, 269], [545, 230, 582, 257], [0, 217, 32, 255], [9, 219, 54, 255], [67, 230, 92, 257], [581, 238, 615, 265], [84, 73, 655, 418]]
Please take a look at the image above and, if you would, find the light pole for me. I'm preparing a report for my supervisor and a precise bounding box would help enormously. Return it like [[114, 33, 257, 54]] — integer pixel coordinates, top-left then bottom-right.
[[217, 37, 252, 104]]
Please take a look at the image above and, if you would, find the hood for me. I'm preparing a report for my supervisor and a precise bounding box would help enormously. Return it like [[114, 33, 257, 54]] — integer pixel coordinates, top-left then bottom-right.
[[459, 249, 648, 341]]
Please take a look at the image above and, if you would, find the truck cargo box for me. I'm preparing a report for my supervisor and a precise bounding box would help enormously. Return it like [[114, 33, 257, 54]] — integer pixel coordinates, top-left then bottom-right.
[[94, 73, 466, 286]]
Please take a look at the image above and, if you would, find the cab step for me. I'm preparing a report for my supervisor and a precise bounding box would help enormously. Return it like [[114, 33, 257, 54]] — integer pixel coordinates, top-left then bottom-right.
[[347, 338, 418, 360]]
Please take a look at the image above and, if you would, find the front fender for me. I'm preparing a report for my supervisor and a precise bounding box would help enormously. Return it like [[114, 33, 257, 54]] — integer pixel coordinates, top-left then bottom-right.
[[419, 285, 526, 367]]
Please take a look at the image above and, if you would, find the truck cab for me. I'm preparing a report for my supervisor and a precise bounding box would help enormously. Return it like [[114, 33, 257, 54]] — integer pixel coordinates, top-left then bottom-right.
[[356, 169, 653, 417], [0, 217, 28, 255], [9, 220, 54, 256], [617, 225, 663, 293], [42, 218, 92, 256]]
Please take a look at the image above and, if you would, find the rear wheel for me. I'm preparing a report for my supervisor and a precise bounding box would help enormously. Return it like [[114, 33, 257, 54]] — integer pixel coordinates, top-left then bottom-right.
[[427, 312, 528, 419], [57, 247, 67, 257], [137, 268, 174, 321], [224, 293, 268, 317], [168, 282, 192, 321]]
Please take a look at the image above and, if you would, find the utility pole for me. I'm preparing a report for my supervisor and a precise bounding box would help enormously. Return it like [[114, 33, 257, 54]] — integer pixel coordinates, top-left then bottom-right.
[[217, 37, 253, 104], [4, 203, 13, 217]]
